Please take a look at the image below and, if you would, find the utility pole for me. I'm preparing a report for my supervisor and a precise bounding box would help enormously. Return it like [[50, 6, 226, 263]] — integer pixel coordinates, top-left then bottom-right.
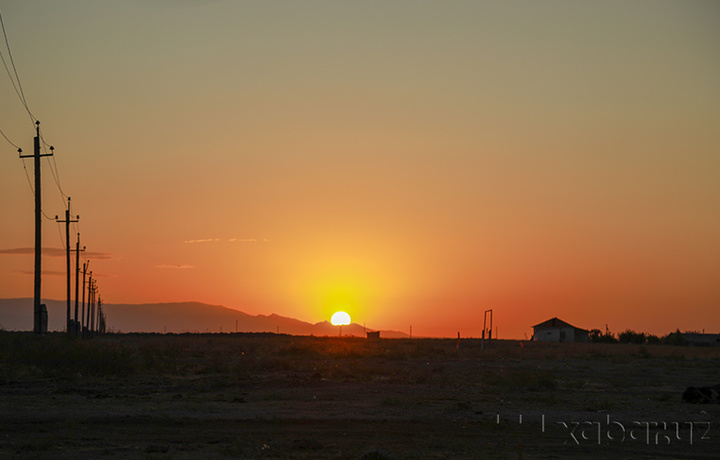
[[98, 296, 105, 334], [96, 295, 101, 333], [86, 274, 93, 336], [82, 268, 90, 337], [81, 262, 89, 336], [19, 121, 53, 334], [72, 234, 85, 336], [55, 198, 79, 334], [89, 278, 97, 336]]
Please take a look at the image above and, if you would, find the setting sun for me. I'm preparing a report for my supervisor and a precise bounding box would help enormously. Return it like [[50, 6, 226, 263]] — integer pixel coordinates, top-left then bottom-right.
[[330, 311, 351, 326]]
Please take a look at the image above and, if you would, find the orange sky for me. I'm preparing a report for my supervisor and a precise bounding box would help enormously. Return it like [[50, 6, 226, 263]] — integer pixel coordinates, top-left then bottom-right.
[[1, 1, 719, 338]]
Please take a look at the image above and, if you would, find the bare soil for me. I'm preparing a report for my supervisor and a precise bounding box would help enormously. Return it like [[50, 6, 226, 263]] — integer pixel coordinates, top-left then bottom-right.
[[1, 333, 719, 459]]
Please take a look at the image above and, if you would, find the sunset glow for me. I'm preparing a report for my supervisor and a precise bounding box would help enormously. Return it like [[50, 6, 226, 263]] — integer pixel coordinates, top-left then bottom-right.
[[0, 1, 719, 338]]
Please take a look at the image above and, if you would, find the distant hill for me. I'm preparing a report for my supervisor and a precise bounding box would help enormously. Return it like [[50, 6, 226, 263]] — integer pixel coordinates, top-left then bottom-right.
[[0, 298, 408, 338]]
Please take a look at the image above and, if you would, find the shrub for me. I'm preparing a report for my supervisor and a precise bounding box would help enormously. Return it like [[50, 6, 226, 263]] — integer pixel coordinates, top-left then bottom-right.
[[618, 330, 647, 344]]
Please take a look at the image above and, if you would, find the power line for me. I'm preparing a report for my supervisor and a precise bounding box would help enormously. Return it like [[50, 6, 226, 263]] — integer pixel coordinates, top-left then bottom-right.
[[1, 126, 20, 149], [21, 156, 58, 221], [40, 133, 53, 149], [0, 48, 28, 119], [35, 129, 67, 199], [0, 8, 36, 124], [46, 150, 69, 199], [56, 218, 66, 250], [21, 157, 35, 194]]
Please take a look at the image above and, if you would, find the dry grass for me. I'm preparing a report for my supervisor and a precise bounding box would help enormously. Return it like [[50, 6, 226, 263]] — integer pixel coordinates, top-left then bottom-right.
[[2, 332, 720, 459]]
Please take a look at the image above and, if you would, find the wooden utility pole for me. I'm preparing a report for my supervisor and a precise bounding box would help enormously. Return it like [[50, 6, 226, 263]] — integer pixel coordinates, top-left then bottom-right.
[[19, 121, 53, 334], [89, 279, 97, 336], [95, 295, 101, 333], [97, 296, 105, 333], [72, 234, 85, 336], [56, 198, 79, 334], [81, 262, 89, 336], [86, 275, 93, 336]]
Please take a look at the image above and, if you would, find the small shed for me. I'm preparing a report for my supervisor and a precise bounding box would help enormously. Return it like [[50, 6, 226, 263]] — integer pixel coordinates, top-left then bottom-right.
[[532, 317, 589, 343], [366, 331, 380, 340]]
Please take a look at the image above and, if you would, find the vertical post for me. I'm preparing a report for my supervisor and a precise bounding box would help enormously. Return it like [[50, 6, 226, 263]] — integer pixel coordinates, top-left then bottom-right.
[[91, 280, 97, 334], [96, 296, 101, 332], [96, 297, 101, 333], [488, 311, 493, 341], [73, 235, 85, 335], [65, 205, 70, 331], [56, 198, 79, 334], [482, 309, 493, 351], [19, 121, 54, 333], [88, 276, 94, 335], [85, 272, 92, 336], [33, 124, 41, 334], [74, 235, 79, 334], [81, 262, 88, 337]]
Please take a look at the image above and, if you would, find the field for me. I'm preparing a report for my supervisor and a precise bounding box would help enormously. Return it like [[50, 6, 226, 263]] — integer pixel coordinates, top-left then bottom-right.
[[1, 332, 719, 459]]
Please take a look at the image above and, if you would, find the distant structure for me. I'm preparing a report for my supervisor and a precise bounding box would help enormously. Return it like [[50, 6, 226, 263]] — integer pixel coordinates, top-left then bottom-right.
[[366, 331, 380, 340], [682, 332, 720, 347], [532, 317, 589, 343]]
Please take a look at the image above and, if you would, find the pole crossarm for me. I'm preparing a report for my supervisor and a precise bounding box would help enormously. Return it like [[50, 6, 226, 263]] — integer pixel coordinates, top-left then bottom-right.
[[70, 237, 85, 336], [19, 152, 53, 158], [19, 121, 52, 334], [55, 197, 79, 334]]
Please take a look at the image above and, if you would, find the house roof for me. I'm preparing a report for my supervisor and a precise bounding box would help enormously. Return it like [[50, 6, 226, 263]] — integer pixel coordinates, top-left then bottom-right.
[[532, 317, 586, 331]]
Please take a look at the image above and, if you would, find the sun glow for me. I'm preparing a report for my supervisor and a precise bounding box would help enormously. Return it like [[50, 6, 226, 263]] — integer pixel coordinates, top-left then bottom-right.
[[330, 311, 351, 326]]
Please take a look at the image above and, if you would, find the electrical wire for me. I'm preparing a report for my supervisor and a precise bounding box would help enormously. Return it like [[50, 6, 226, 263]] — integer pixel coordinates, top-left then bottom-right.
[[40, 133, 53, 149], [41, 208, 55, 221], [35, 127, 68, 201], [20, 157, 34, 194], [0, 126, 20, 149], [0, 8, 36, 124], [56, 219, 67, 250], [46, 154, 69, 199], [1, 9, 90, 282], [0, 48, 28, 120], [21, 158, 60, 221]]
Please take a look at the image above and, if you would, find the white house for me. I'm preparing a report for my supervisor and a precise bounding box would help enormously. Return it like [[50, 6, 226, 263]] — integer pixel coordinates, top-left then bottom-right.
[[532, 317, 589, 343]]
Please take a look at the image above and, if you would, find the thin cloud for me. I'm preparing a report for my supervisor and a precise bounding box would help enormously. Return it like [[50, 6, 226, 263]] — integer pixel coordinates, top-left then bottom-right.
[[0, 248, 113, 259], [229, 238, 271, 243], [18, 269, 66, 277], [184, 238, 270, 243], [156, 264, 195, 269]]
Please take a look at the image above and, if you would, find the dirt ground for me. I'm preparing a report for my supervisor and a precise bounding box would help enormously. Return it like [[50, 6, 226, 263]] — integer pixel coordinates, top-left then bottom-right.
[[1, 333, 719, 459]]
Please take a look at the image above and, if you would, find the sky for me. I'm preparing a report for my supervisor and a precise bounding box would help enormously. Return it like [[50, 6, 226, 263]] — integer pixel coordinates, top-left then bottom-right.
[[1, 0, 719, 338]]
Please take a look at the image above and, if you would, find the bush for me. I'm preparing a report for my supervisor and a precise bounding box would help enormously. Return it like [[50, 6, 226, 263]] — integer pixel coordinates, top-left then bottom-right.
[[589, 329, 617, 343], [618, 330, 647, 344]]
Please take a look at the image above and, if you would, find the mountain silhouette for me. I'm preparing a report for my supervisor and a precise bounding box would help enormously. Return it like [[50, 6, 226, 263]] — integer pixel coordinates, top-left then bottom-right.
[[0, 298, 408, 337]]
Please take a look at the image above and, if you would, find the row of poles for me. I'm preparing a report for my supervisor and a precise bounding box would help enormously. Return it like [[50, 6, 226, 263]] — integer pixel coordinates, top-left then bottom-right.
[[56, 199, 106, 337], [18, 121, 105, 336]]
